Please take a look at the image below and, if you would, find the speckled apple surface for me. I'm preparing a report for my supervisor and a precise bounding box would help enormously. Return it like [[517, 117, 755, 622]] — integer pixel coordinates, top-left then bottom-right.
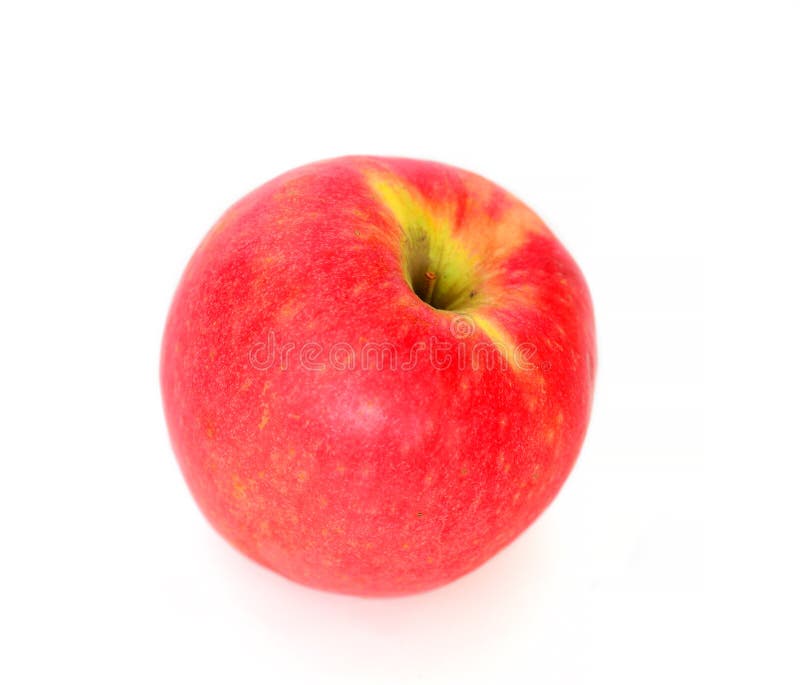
[[161, 156, 595, 596]]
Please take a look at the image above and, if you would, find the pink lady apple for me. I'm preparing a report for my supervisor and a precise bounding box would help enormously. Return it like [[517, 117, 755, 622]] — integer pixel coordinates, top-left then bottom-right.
[[161, 156, 596, 596]]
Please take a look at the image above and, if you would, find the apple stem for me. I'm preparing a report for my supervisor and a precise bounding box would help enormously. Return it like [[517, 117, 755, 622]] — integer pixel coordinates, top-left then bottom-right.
[[424, 271, 437, 304]]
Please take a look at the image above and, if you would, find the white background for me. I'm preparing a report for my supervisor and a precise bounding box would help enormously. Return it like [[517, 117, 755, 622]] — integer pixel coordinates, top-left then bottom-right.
[[1, 2, 798, 683]]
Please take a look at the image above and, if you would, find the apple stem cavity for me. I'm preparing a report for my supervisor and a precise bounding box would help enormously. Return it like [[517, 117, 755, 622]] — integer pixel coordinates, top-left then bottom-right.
[[403, 226, 482, 312]]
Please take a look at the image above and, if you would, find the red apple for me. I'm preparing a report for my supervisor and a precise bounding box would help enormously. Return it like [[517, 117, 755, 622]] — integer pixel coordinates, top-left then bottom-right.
[[161, 156, 596, 596]]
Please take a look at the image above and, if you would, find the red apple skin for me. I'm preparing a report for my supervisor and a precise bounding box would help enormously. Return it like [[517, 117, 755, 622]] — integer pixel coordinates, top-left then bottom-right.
[[161, 156, 595, 596]]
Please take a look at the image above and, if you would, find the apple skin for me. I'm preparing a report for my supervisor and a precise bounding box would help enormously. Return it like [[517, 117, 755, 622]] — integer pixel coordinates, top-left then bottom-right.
[[161, 156, 595, 596]]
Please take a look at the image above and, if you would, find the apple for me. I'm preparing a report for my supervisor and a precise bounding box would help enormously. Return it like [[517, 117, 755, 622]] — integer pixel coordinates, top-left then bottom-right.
[[161, 156, 595, 596]]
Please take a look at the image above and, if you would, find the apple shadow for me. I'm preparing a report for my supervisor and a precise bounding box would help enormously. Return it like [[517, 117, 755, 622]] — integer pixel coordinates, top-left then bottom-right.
[[205, 515, 560, 676]]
